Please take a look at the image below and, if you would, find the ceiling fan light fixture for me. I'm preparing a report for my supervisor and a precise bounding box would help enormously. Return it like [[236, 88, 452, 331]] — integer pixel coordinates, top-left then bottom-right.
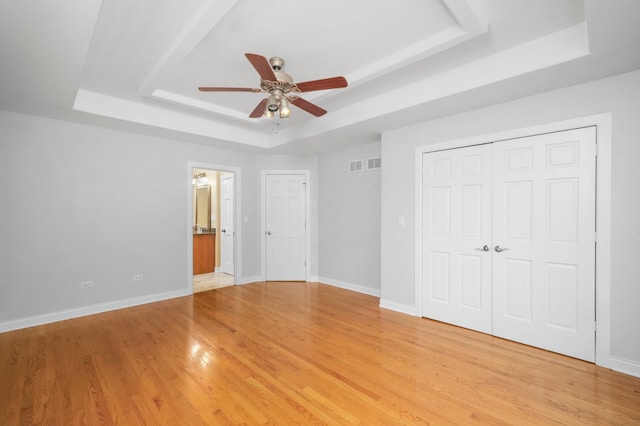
[[263, 108, 274, 118], [267, 93, 278, 112], [279, 97, 291, 118]]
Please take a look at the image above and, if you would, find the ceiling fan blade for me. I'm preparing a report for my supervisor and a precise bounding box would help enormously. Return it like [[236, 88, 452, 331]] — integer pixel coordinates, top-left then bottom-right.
[[198, 87, 261, 92], [249, 98, 268, 118], [245, 53, 277, 81], [289, 96, 327, 117], [295, 76, 348, 92]]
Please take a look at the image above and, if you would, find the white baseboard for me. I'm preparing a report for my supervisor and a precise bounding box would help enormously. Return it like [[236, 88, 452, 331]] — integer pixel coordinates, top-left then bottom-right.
[[236, 275, 262, 285], [317, 276, 381, 297], [0, 288, 192, 333], [307, 275, 320, 282], [379, 298, 419, 316], [611, 357, 640, 378]]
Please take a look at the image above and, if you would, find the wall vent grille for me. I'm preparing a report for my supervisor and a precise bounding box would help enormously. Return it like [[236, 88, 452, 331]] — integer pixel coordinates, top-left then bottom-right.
[[367, 157, 382, 170], [349, 160, 363, 172]]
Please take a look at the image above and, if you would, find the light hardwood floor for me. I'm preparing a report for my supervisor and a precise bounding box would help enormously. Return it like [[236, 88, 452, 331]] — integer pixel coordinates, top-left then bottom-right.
[[1, 282, 639, 425], [193, 271, 234, 293]]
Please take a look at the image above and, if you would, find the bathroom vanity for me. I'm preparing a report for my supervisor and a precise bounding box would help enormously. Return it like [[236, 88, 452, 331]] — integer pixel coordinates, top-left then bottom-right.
[[193, 229, 216, 274]]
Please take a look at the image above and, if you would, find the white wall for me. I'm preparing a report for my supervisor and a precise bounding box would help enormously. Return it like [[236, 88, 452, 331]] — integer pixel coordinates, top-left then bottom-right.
[[318, 142, 382, 295], [0, 110, 333, 331], [380, 69, 640, 372], [0, 110, 263, 328]]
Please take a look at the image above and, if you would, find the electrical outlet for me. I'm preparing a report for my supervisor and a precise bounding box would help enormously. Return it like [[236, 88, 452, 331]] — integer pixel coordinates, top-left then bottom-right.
[[80, 281, 93, 288], [132, 274, 144, 281]]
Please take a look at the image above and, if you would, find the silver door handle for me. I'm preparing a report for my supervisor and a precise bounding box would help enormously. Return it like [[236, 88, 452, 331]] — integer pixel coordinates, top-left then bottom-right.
[[266, 231, 271, 236], [222, 229, 226, 233], [494, 245, 509, 253], [475, 245, 490, 252]]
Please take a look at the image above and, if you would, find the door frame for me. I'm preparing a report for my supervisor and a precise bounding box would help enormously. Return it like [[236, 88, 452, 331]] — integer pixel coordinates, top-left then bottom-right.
[[414, 113, 612, 368], [261, 170, 311, 281], [220, 172, 235, 275], [187, 161, 241, 292]]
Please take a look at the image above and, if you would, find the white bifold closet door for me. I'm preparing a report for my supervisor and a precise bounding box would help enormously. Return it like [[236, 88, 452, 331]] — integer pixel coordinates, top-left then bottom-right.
[[421, 127, 596, 361], [421, 144, 494, 334]]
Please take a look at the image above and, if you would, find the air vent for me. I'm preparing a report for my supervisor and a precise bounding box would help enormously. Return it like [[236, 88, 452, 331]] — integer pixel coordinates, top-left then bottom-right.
[[349, 160, 363, 172], [367, 157, 382, 170]]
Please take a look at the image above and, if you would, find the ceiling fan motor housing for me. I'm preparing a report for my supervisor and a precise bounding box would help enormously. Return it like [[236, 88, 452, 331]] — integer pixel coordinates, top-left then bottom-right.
[[260, 76, 294, 93], [269, 56, 284, 71]]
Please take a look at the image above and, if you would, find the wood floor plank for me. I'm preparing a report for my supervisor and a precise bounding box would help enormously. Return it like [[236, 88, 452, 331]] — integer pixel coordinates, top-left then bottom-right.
[[1, 281, 639, 425]]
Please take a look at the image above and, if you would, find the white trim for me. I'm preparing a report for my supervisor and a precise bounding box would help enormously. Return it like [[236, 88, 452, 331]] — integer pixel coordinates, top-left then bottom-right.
[[414, 145, 424, 318], [261, 170, 312, 281], [318, 277, 381, 297], [379, 299, 419, 316], [594, 117, 612, 368], [0, 289, 191, 333], [413, 113, 612, 368], [187, 162, 242, 292], [610, 357, 640, 379], [235, 276, 261, 285]]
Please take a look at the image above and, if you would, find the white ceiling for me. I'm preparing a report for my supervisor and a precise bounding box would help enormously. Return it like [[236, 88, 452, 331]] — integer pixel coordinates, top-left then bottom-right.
[[1, 0, 639, 153]]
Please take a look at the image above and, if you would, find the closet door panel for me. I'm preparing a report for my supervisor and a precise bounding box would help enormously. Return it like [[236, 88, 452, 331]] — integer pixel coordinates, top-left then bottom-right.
[[492, 127, 596, 362], [421, 145, 493, 333]]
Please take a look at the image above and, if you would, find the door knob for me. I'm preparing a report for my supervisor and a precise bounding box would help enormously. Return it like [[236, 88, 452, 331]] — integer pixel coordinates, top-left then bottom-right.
[[222, 229, 226, 233], [266, 231, 271, 236], [475, 245, 490, 252], [494, 245, 509, 252]]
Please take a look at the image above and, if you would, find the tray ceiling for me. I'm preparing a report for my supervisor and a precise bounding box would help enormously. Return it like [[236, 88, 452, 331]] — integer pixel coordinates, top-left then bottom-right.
[[2, 0, 640, 152]]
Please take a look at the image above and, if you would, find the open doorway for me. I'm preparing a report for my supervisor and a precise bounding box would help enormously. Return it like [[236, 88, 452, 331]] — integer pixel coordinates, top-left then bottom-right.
[[188, 164, 238, 293]]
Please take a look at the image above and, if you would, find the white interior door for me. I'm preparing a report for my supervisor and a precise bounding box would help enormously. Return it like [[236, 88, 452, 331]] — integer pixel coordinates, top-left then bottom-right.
[[265, 174, 306, 281], [220, 173, 234, 276], [492, 127, 596, 361], [421, 127, 596, 361], [422, 144, 493, 333]]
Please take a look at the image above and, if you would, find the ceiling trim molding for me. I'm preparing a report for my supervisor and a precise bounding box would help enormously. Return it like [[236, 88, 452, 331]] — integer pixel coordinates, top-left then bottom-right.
[[72, 20, 589, 151], [138, 0, 239, 98], [73, 89, 268, 148], [152, 89, 256, 122], [335, 0, 488, 95], [140, 0, 489, 120], [267, 23, 590, 149]]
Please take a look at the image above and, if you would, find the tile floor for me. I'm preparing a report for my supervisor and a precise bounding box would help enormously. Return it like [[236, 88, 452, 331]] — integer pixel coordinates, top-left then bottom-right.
[[193, 271, 234, 293]]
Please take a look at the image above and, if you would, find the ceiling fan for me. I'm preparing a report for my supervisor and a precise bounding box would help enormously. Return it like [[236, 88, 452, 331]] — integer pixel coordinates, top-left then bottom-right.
[[198, 53, 348, 118]]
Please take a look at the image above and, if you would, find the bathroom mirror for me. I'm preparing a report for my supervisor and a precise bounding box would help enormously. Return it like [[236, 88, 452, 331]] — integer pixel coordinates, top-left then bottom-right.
[[195, 184, 211, 230]]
